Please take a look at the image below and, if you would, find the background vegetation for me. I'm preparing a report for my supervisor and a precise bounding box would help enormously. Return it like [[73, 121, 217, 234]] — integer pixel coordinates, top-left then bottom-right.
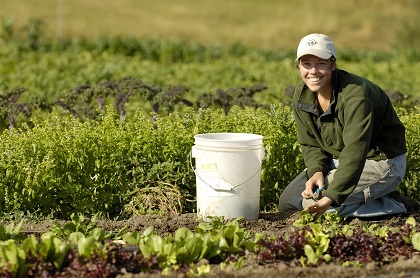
[[1, 0, 419, 51]]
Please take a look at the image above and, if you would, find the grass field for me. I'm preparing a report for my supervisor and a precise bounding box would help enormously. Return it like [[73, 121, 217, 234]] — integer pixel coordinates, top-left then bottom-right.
[[1, 0, 419, 51]]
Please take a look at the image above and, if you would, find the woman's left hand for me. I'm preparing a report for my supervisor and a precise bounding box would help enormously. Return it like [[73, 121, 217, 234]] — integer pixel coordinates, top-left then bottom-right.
[[305, 196, 333, 220]]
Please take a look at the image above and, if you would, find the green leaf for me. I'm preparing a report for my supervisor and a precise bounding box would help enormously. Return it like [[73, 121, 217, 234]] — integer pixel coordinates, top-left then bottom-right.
[[77, 236, 97, 257], [411, 232, 420, 251], [406, 216, 416, 227], [69, 231, 85, 243], [4, 242, 19, 266], [39, 236, 56, 260], [151, 234, 164, 253], [6, 219, 24, 234], [232, 229, 244, 248], [241, 240, 256, 252], [195, 264, 211, 275], [175, 227, 193, 242], [143, 226, 155, 236], [122, 230, 141, 246], [89, 227, 106, 241], [52, 238, 69, 269], [304, 244, 319, 265], [324, 253, 332, 263], [199, 233, 214, 259], [139, 243, 153, 259], [113, 226, 129, 240], [139, 234, 164, 259], [293, 211, 314, 228], [21, 235, 39, 254], [0, 241, 27, 276], [183, 237, 203, 263]]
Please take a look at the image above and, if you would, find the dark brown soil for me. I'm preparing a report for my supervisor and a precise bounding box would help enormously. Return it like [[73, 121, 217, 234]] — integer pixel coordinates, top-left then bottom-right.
[[18, 210, 420, 278]]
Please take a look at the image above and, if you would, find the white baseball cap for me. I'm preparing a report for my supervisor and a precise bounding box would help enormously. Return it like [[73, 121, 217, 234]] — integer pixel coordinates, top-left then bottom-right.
[[296, 33, 336, 62]]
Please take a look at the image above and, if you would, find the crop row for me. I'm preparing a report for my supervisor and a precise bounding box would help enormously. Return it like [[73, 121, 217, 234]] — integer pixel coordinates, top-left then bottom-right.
[[0, 105, 419, 219], [0, 212, 419, 277]]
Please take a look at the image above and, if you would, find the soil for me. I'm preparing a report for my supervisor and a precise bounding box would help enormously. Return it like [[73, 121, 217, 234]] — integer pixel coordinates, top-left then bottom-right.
[[18, 210, 420, 278]]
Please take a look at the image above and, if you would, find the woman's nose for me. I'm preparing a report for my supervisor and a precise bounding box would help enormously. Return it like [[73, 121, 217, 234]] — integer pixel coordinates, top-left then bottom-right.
[[309, 66, 318, 74]]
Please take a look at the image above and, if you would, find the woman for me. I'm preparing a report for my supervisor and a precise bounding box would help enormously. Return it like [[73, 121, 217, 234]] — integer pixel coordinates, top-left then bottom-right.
[[278, 33, 411, 219]]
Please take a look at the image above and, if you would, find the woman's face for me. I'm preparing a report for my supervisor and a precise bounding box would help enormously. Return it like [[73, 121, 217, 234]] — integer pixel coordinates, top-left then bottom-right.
[[298, 55, 336, 94]]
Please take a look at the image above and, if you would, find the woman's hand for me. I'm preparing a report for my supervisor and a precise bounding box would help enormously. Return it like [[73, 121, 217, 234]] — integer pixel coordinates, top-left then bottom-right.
[[301, 171, 324, 199], [305, 196, 333, 219]]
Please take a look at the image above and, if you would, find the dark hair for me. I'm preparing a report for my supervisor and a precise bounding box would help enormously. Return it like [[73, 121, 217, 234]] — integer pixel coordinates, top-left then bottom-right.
[[330, 56, 337, 70]]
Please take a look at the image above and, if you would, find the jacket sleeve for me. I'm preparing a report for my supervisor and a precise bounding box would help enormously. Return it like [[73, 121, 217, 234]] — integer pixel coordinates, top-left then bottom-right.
[[322, 88, 374, 205]]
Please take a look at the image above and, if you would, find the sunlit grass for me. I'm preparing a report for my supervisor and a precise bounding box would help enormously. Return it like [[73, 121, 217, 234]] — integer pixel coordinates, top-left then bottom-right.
[[1, 0, 418, 51]]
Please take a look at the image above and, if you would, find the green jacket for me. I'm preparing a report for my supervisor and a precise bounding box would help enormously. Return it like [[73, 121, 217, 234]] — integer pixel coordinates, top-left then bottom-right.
[[293, 69, 406, 205]]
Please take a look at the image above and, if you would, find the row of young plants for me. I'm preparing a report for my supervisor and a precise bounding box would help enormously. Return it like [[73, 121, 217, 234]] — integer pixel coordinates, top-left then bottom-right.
[[0, 105, 419, 219], [1, 212, 420, 277], [0, 76, 269, 130], [1, 73, 416, 132]]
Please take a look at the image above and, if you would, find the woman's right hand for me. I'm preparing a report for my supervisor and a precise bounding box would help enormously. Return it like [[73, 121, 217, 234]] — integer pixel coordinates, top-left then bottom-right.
[[301, 171, 325, 199]]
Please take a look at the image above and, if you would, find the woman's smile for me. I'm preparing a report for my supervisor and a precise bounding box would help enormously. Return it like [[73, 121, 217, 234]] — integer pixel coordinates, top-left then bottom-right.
[[308, 76, 322, 83]]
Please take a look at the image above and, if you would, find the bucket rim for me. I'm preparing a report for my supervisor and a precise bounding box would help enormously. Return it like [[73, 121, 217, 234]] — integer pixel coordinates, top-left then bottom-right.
[[194, 132, 263, 142]]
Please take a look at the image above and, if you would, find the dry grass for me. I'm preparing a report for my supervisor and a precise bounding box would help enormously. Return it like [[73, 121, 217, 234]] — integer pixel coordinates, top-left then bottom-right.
[[125, 181, 186, 216], [1, 0, 418, 51]]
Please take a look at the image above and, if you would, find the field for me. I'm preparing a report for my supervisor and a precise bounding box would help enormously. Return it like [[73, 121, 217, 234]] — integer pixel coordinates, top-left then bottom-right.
[[1, 1, 420, 277], [1, 0, 419, 51]]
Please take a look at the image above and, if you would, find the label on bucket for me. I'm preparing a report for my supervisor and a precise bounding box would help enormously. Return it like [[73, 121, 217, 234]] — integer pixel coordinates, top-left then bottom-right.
[[200, 163, 217, 172]]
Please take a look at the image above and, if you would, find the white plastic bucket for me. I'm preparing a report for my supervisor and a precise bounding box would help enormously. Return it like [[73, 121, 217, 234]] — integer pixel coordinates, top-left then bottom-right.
[[191, 133, 265, 220]]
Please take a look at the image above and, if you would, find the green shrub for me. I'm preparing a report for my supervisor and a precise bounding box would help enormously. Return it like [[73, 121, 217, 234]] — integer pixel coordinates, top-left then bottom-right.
[[0, 105, 418, 219], [398, 107, 420, 198]]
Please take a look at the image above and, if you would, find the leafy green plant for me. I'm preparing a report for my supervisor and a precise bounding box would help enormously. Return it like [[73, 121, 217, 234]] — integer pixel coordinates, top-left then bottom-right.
[[398, 107, 420, 199], [123, 217, 260, 271], [48, 213, 99, 239], [0, 241, 27, 277], [46, 213, 126, 244], [0, 219, 25, 243], [37, 235, 69, 269], [257, 212, 419, 268], [301, 223, 330, 266]]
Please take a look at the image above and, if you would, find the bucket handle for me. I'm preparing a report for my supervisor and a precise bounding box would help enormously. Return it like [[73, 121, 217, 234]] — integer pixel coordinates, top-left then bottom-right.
[[189, 147, 264, 191]]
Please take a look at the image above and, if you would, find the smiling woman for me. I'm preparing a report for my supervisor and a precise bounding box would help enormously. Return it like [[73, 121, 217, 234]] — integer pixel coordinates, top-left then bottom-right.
[[279, 33, 411, 220], [0, 0, 418, 50]]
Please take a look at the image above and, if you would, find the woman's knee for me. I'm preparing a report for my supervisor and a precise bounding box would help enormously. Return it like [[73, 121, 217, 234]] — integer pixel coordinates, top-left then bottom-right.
[[278, 191, 303, 211], [278, 171, 307, 212]]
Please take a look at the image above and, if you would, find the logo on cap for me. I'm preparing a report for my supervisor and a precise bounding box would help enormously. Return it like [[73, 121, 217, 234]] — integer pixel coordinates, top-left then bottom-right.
[[307, 39, 317, 47]]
